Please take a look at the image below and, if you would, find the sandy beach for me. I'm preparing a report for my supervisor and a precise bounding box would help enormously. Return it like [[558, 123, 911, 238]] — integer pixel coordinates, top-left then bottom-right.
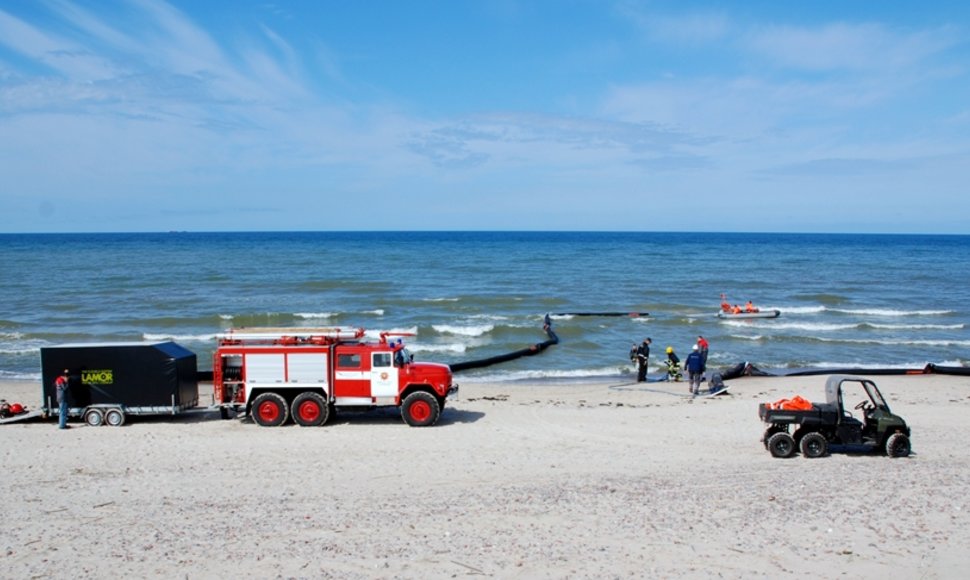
[[1, 373, 968, 579]]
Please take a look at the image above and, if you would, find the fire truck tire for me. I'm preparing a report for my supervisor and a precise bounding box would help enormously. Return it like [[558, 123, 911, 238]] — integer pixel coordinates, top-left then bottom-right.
[[83, 408, 105, 427], [252, 393, 289, 427], [104, 408, 126, 427], [291, 392, 329, 427], [401, 391, 440, 427]]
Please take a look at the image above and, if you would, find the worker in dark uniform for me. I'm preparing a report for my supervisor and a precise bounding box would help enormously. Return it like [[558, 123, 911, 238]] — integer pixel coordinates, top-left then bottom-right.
[[635, 338, 651, 382]]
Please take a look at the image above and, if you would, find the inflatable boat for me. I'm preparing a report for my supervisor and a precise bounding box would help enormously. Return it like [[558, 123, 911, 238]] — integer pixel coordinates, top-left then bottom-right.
[[717, 309, 781, 319]]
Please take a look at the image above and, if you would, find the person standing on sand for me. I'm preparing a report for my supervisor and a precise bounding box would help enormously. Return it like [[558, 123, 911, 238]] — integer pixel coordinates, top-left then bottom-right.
[[55, 369, 70, 429], [697, 335, 709, 366], [635, 338, 651, 382], [685, 345, 706, 395], [665, 346, 681, 381]]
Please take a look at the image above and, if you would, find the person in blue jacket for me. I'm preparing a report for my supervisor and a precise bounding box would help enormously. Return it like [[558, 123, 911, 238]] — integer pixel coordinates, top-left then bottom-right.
[[684, 345, 706, 396]]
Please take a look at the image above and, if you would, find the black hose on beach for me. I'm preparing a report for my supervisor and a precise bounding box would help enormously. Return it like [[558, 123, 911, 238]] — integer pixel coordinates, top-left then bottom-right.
[[450, 314, 559, 373]]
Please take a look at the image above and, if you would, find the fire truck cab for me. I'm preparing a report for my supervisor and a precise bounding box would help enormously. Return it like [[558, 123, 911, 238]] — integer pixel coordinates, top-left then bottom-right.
[[213, 327, 457, 427]]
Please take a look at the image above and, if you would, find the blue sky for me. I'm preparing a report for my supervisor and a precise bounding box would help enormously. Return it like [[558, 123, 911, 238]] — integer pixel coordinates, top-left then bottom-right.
[[1, 1, 969, 233]]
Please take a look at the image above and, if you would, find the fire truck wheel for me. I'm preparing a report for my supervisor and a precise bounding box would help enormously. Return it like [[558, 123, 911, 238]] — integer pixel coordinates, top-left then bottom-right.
[[83, 408, 105, 427], [401, 391, 440, 427], [104, 408, 126, 427], [291, 392, 329, 427], [251, 393, 289, 427]]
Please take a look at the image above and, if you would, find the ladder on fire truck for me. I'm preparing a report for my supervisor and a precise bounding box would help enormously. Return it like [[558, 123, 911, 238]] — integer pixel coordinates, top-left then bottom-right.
[[216, 327, 366, 345]]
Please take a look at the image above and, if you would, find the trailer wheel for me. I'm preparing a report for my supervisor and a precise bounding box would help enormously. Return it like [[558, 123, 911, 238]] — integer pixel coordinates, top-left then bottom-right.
[[401, 391, 440, 427], [767, 432, 795, 458], [104, 408, 126, 427], [799, 432, 827, 458], [83, 408, 105, 427], [291, 392, 329, 427], [252, 393, 288, 427], [885, 432, 911, 458]]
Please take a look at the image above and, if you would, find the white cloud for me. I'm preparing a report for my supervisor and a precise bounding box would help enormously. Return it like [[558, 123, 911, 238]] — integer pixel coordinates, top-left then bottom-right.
[[0, 8, 120, 80], [745, 22, 963, 72], [618, 3, 730, 44]]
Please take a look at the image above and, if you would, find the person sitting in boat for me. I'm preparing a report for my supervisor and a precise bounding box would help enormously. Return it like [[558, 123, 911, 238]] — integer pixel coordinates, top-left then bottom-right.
[[731, 304, 743, 314], [720, 294, 731, 312], [745, 300, 760, 313]]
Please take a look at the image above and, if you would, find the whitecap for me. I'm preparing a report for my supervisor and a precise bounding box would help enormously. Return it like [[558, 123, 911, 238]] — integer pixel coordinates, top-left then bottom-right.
[[142, 332, 219, 342], [866, 323, 964, 330], [776, 306, 826, 314], [831, 308, 951, 316], [432, 324, 494, 337], [363, 327, 418, 340], [407, 343, 466, 354], [295, 312, 336, 319]]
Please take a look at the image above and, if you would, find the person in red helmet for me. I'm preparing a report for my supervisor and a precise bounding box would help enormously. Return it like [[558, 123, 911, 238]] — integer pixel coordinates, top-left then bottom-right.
[[55, 369, 71, 429], [697, 335, 709, 366]]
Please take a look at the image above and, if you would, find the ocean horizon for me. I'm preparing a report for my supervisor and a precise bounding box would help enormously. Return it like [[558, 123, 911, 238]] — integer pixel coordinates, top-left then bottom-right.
[[2, 231, 968, 382]]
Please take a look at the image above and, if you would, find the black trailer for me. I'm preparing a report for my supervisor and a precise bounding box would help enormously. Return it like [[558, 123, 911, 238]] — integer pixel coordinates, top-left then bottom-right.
[[41, 342, 199, 427]]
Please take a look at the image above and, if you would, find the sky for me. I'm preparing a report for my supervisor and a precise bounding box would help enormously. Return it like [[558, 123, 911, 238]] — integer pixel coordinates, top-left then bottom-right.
[[1, 1, 969, 234]]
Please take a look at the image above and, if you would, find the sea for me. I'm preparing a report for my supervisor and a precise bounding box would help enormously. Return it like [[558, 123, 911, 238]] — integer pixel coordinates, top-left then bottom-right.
[[1, 231, 968, 383]]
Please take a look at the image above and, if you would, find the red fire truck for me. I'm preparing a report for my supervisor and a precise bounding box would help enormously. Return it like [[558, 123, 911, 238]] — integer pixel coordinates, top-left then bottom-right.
[[212, 327, 457, 427]]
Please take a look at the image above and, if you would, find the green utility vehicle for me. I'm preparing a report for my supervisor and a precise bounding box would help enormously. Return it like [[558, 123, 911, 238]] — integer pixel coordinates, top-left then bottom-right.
[[758, 375, 911, 458]]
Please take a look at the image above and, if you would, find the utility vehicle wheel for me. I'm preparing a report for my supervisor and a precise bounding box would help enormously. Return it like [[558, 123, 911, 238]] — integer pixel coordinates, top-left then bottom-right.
[[767, 432, 795, 458], [885, 432, 911, 458], [291, 392, 329, 427], [83, 408, 105, 427], [401, 391, 440, 427], [762, 427, 783, 450], [252, 393, 288, 427], [104, 408, 126, 427], [799, 432, 828, 458]]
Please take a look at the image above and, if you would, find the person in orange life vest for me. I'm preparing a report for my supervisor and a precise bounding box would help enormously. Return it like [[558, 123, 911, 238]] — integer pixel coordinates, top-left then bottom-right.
[[720, 294, 731, 312], [745, 300, 759, 313], [732, 304, 742, 314]]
